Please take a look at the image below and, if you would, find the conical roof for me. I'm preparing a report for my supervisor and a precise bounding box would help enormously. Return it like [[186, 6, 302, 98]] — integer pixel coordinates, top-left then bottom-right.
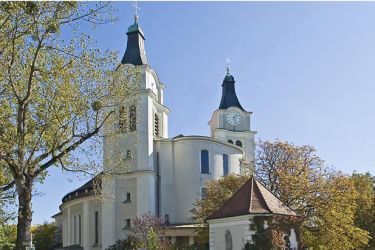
[[207, 176, 296, 220]]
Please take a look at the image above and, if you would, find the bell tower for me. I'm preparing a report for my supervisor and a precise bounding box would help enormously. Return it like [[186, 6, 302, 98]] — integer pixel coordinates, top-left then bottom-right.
[[209, 67, 256, 165], [102, 14, 170, 248]]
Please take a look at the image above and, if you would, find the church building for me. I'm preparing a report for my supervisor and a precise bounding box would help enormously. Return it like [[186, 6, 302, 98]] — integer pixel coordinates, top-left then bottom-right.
[[53, 14, 256, 250]]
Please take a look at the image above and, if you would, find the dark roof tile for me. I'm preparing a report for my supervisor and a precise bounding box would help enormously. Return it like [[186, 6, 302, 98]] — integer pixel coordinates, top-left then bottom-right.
[[207, 176, 296, 220]]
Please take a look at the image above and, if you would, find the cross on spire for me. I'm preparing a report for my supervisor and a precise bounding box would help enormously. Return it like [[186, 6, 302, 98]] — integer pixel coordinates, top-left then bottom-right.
[[132, 2, 140, 18], [225, 58, 231, 74]]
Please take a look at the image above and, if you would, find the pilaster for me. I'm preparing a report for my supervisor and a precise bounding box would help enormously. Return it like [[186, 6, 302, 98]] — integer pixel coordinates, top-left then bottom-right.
[[82, 201, 90, 249]]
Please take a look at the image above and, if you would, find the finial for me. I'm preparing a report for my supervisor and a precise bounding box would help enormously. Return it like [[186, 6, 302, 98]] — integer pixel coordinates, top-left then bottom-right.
[[225, 58, 231, 74], [132, 2, 140, 21]]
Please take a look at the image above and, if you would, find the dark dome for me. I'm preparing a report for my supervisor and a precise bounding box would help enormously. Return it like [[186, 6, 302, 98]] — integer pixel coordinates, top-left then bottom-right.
[[224, 73, 235, 82], [219, 72, 244, 110]]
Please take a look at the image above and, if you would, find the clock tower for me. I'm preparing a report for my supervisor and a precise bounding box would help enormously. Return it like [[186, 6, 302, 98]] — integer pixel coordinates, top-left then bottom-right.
[[209, 68, 256, 167]]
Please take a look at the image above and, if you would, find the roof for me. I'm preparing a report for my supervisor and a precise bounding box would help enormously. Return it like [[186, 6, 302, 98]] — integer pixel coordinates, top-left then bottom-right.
[[121, 16, 148, 66], [61, 174, 102, 203], [207, 176, 296, 220], [51, 211, 63, 218], [219, 72, 244, 111]]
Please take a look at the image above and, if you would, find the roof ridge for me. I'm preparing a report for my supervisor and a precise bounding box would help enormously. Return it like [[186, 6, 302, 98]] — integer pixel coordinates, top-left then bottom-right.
[[249, 177, 254, 213], [252, 178, 272, 213], [254, 179, 297, 215]]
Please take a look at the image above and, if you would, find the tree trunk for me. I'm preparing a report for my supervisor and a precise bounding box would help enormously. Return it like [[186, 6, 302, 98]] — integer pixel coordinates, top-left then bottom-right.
[[16, 178, 33, 250]]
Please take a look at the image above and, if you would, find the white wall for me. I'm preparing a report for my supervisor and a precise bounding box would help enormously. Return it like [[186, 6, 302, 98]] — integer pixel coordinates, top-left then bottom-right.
[[209, 107, 256, 164], [208, 215, 299, 250], [155, 137, 243, 225], [209, 216, 252, 250]]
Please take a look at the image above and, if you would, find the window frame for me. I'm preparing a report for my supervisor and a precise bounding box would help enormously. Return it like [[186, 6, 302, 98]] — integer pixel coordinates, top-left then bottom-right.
[[123, 218, 131, 230], [201, 188, 207, 200], [200, 149, 210, 174], [123, 192, 131, 203], [223, 154, 229, 176], [154, 113, 160, 138], [129, 105, 137, 132], [94, 211, 99, 245]]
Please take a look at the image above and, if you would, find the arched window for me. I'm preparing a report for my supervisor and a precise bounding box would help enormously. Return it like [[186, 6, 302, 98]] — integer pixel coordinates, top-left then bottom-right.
[[119, 106, 127, 133], [201, 188, 207, 200], [228, 140, 233, 144], [200, 150, 209, 174], [154, 113, 160, 138], [236, 140, 242, 147], [223, 154, 229, 176], [129, 105, 137, 131], [225, 231, 232, 250]]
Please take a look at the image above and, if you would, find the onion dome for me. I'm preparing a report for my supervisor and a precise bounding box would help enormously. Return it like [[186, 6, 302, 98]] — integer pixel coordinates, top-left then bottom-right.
[[219, 67, 244, 110]]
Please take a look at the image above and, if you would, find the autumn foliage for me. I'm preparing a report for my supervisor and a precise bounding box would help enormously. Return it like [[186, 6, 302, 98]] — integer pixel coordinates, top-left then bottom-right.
[[192, 140, 373, 249]]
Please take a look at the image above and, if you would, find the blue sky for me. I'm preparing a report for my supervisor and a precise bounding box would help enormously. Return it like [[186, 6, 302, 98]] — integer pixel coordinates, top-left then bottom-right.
[[32, 2, 375, 224]]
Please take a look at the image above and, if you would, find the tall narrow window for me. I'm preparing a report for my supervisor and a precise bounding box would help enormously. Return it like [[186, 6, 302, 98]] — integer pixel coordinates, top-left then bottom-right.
[[223, 154, 229, 176], [129, 105, 137, 131], [236, 140, 242, 147], [123, 219, 131, 230], [119, 106, 127, 133], [225, 231, 233, 250], [154, 113, 160, 137], [78, 214, 82, 245], [201, 188, 207, 200], [73, 215, 77, 244], [94, 211, 99, 245], [124, 192, 131, 203], [200, 150, 209, 174]]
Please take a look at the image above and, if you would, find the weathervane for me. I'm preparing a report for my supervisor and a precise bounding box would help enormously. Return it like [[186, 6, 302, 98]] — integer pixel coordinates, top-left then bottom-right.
[[132, 2, 140, 20], [225, 58, 231, 74]]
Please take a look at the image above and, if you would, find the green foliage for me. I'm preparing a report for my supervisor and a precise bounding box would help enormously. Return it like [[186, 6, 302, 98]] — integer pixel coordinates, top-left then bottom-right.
[[190, 174, 249, 242], [0, 223, 16, 250], [0, 1, 142, 247], [246, 215, 304, 250], [105, 238, 134, 250], [131, 213, 170, 250], [32, 222, 60, 250], [136, 228, 163, 250], [192, 140, 371, 249], [352, 172, 375, 249], [255, 140, 370, 249]]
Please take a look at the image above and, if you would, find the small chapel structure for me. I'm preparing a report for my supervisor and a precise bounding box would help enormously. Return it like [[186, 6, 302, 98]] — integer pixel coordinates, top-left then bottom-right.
[[206, 176, 301, 250]]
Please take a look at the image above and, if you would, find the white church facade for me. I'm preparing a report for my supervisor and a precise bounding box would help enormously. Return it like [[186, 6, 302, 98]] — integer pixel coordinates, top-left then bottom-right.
[[53, 14, 256, 250]]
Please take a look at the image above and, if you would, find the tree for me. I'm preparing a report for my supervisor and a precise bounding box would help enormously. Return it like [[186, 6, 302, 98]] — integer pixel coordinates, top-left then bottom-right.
[[0, 223, 17, 250], [105, 238, 134, 250], [192, 140, 370, 249], [32, 222, 59, 250], [256, 140, 370, 249], [0, 2, 140, 249], [131, 213, 170, 250], [352, 172, 375, 249], [191, 174, 249, 242]]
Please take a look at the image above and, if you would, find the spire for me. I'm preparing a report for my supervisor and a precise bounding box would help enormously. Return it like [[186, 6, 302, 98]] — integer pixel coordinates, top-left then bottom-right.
[[121, 6, 148, 66], [219, 67, 244, 110]]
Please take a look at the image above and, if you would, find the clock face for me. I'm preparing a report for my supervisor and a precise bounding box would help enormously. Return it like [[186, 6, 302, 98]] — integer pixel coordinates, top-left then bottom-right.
[[226, 110, 242, 126]]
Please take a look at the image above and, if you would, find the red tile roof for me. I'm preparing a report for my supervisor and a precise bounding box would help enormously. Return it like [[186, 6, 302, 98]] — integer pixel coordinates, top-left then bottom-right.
[[207, 176, 296, 220]]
